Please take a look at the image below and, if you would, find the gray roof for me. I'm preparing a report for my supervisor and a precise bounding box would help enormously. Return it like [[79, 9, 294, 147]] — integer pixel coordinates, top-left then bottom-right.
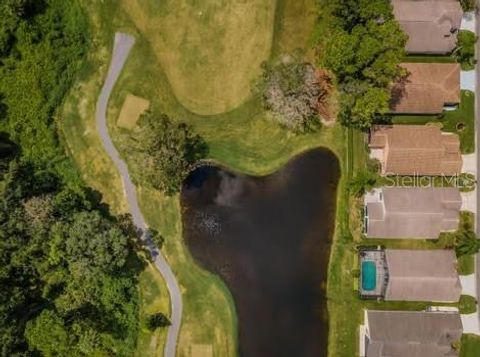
[[366, 187, 461, 239], [366, 310, 462, 357], [392, 0, 463, 54], [385, 249, 461, 302]]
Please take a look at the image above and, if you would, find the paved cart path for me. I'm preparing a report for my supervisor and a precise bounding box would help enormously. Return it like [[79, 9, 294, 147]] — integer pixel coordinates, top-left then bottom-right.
[[95, 32, 182, 357]]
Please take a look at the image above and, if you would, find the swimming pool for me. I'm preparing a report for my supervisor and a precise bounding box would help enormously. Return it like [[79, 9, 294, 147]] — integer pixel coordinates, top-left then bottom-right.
[[361, 261, 377, 291]]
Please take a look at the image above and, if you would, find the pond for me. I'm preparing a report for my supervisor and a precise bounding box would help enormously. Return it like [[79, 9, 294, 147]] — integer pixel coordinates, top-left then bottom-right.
[[181, 149, 340, 357]]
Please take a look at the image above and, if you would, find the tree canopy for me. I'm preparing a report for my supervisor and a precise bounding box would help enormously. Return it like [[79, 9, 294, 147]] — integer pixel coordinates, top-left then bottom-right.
[[132, 113, 208, 195], [255, 55, 325, 132], [0, 0, 145, 355], [318, 0, 407, 129]]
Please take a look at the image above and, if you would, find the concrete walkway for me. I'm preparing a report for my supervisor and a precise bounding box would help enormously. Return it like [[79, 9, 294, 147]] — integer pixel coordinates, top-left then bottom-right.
[[460, 273, 480, 334], [462, 313, 480, 334], [463, 153, 477, 175], [462, 70, 476, 92], [462, 190, 477, 216], [461, 274, 477, 297], [462, 11, 476, 32], [95, 33, 182, 357]]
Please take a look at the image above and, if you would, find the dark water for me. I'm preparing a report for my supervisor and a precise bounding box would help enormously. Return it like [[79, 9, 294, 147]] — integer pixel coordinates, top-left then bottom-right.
[[181, 149, 340, 357]]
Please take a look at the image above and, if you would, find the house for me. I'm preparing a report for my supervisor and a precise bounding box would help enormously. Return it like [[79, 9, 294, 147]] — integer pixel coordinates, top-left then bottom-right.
[[392, 0, 463, 54], [369, 125, 462, 176], [390, 63, 460, 114], [359, 249, 462, 302], [360, 310, 463, 357], [364, 187, 461, 239]]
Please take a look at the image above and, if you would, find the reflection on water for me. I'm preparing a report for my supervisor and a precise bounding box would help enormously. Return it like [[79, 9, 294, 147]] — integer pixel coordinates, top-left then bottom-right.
[[181, 149, 340, 357]]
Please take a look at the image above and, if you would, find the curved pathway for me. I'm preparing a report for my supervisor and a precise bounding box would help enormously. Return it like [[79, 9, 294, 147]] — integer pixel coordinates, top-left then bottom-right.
[[95, 33, 183, 357]]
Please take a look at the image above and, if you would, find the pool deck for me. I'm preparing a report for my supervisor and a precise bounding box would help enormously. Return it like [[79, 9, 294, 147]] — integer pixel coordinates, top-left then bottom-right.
[[359, 249, 388, 299]]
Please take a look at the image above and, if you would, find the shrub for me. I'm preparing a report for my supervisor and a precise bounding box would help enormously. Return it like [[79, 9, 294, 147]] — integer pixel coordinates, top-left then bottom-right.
[[454, 30, 477, 71], [255, 55, 325, 132], [147, 312, 171, 331], [459, 295, 477, 314], [348, 171, 377, 197], [455, 230, 480, 257], [460, 0, 476, 12]]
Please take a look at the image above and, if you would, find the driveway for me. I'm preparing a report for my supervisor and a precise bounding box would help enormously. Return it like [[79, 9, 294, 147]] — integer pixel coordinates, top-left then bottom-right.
[[95, 33, 182, 357], [462, 70, 476, 92], [462, 11, 476, 32]]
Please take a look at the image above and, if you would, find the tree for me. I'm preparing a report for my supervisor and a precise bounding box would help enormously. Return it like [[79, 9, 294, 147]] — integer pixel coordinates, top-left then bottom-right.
[[62, 211, 130, 273], [460, 0, 476, 12], [453, 30, 477, 71], [148, 228, 165, 248], [348, 171, 377, 197], [329, 0, 393, 32], [319, 0, 407, 130], [134, 113, 208, 195], [455, 230, 480, 257], [147, 312, 171, 331], [255, 55, 325, 132], [340, 87, 390, 129], [25, 310, 71, 356]]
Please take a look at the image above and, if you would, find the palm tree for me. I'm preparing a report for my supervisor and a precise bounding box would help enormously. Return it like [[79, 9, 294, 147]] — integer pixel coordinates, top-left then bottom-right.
[[455, 230, 480, 257]]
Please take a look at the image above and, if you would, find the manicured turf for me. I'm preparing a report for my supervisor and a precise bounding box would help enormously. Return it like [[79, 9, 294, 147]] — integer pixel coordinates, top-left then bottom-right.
[[135, 262, 170, 357], [392, 90, 475, 154], [120, 0, 276, 116], [458, 254, 475, 275], [461, 334, 480, 357], [459, 295, 477, 314]]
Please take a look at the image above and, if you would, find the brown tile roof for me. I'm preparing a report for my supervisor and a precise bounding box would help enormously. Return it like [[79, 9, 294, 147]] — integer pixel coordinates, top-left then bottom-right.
[[369, 125, 462, 175], [366, 187, 461, 239], [392, 0, 463, 54], [365, 310, 462, 357], [390, 63, 460, 114], [384, 249, 461, 302]]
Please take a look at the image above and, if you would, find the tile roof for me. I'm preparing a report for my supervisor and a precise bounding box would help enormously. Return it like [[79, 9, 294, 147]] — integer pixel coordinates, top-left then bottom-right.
[[369, 125, 462, 176], [384, 249, 461, 302], [366, 187, 461, 239], [390, 63, 460, 114], [392, 0, 463, 54], [365, 310, 462, 357]]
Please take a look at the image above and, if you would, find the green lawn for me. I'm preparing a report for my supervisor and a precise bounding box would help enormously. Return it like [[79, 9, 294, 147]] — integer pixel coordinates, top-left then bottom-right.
[[459, 295, 477, 314], [458, 254, 476, 275], [461, 334, 480, 357], [392, 90, 475, 154], [135, 262, 171, 357]]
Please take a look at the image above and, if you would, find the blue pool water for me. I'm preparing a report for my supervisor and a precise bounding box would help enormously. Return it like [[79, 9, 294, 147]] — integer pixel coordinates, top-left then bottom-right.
[[362, 261, 376, 291]]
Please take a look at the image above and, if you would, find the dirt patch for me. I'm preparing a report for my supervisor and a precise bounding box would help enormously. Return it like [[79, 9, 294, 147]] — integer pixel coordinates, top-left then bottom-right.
[[190, 344, 213, 357], [117, 94, 150, 129], [316, 69, 337, 125]]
